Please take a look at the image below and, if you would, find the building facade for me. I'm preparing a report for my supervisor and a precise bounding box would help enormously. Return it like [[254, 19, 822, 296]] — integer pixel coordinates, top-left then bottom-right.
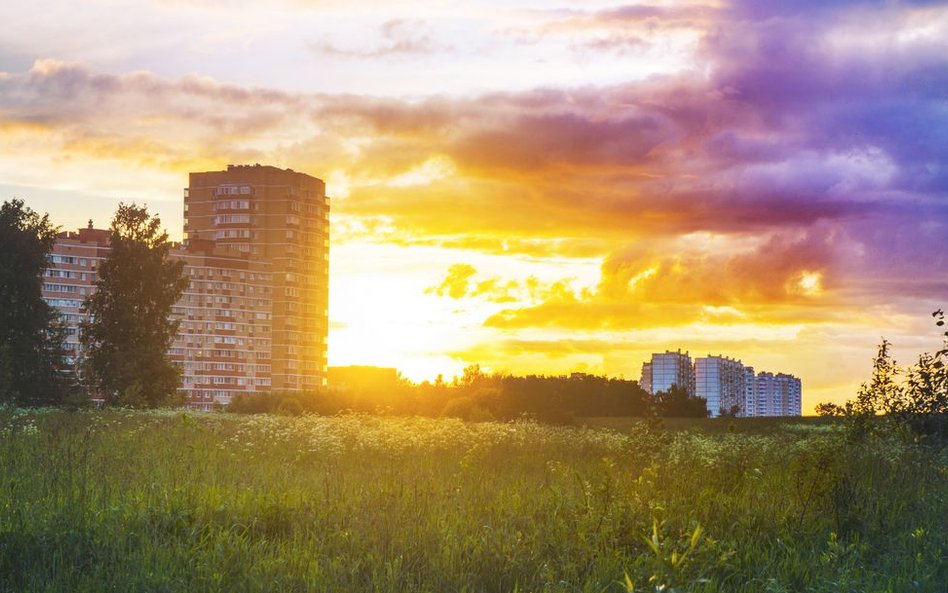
[[170, 241, 274, 410], [752, 372, 802, 417], [42, 223, 110, 369], [42, 164, 330, 409], [641, 350, 695, 397], [184, 165, 330, 392], [639, 362, 652, 394], [743, 366, 756, 416], [694, 355, 748, 418]]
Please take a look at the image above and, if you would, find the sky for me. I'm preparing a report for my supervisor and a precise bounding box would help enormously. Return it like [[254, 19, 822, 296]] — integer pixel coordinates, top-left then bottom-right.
[[1, 0, 947, 411]]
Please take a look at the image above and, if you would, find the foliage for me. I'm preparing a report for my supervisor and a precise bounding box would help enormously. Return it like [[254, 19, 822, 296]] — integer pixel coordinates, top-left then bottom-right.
[[0, 409, 944, 592], [0, 199, 68, 405], [229, 368, 656, 422], [818, 311, 948, 437], [654, 384, 709, 418], [228, 390, 346, 416], [80, 203, 188, 407], [814, 402, 845, 417]]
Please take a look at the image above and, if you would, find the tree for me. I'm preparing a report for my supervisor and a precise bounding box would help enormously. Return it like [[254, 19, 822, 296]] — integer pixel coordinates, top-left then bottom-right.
[[81, 203, 188, 407], [814, 402, 845, 417], [654, 385, 709, 418], [836, 311, 948, 437], [0, 199, 68, 405]]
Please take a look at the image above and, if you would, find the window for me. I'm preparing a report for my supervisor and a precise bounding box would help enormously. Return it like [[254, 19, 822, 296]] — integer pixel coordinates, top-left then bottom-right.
[[214, 214, 251, 225], [43, 283, 79, 293], [214, 229, 251, 240], [44, 298, 82, 308], [213, 200, 250, 211]]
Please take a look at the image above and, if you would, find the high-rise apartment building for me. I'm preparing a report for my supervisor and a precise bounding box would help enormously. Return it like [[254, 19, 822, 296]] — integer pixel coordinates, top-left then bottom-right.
[[184, 165, 330, 391], [41, 164, 330, 409], [641, 350, 695, 396], [694, 355, 748, 418], [753, 372, 802, 417]]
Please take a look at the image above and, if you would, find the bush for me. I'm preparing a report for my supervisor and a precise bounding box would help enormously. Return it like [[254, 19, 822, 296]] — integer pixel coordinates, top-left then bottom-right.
[[440, 396, 494, 422], [820, 310, 948, 438]]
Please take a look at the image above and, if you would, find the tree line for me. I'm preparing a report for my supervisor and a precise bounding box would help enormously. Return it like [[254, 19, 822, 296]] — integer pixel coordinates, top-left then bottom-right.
[[228, 366, 710, 421], [0, 199, 187, 407]]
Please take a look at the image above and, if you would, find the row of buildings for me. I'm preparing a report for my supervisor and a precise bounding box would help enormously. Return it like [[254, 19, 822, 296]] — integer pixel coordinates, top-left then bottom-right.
[[640, 350, 802, 417], [43, 165, 330, 410]]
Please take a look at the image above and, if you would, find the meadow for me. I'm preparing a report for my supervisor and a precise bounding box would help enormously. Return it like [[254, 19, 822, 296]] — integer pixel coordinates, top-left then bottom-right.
[[0, 408, 945, 593]]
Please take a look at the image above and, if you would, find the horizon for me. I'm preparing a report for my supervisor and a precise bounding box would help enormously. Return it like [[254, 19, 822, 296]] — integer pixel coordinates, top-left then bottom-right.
[[3, 0, 947, 413]]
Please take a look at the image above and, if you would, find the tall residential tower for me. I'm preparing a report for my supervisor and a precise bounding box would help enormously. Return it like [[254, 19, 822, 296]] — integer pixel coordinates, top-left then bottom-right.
[[184, 165, 330, 391]]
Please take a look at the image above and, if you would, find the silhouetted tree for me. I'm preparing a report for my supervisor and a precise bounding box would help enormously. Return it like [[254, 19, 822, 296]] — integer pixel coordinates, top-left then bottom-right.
[[654, 385, 709, 418], [0, 199, 68, 405], [814, 402, 845, 417], [81, 203, 188, 407]]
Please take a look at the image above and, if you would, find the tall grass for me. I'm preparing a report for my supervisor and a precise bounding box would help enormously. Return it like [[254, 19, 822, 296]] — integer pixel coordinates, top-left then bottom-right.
[[0, 408, 945, 592]]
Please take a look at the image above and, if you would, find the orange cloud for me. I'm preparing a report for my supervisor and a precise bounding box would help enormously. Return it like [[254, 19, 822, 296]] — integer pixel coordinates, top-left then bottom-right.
[[472, 225, 855, 331]]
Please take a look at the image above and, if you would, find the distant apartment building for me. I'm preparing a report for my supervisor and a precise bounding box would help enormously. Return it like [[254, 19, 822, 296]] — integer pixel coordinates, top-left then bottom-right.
[[640, 350, 695, 397], [43, 224, 111, 368], [743, 366, 756, 416], [639, 349, 802, 417], [42, 164, 330, 410], [694, 355, 747, 418], [639, 362, 652, 394], [753, 372, 802, 417]]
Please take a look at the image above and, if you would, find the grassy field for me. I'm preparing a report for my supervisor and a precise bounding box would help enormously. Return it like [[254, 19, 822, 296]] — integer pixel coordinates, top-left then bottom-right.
[[0, 408, 945, 592]]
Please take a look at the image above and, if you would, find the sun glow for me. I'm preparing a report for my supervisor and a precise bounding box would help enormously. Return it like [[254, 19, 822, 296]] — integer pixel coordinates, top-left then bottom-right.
[[3, 0, 943, 415], [387, 156, 456, 188], [797, 271, 823, 296]]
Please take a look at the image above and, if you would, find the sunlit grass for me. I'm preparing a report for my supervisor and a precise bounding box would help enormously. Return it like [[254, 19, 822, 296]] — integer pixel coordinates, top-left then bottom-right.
[[0, 408, 945, 592]]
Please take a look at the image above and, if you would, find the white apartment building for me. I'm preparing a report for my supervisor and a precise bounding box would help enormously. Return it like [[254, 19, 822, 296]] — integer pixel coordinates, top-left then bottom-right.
[[640, 350, 695, 396], [695, 355, 748, 418], [753, 372, 802, 417]]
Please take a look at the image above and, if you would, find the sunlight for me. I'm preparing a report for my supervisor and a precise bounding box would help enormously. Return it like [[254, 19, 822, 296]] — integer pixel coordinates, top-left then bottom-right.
[[387, 156, 456, 188], [627, 266, 658, 291], [797, 271, 823, 296]]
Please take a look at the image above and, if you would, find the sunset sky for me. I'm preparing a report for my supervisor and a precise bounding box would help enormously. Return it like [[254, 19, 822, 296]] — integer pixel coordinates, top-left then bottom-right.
[[2, 0, 947, 411]]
